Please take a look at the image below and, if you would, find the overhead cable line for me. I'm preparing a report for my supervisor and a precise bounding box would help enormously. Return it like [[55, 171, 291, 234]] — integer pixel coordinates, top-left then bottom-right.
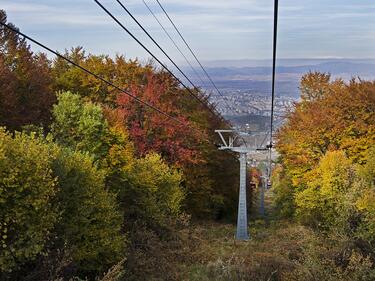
[[141, 0, 206, 88], [0, 22, 183, 125], [93, 0, 221, 119], [269, 0, 279, 178], [115, 0, 199, 91], [154, 0, 232, 113]]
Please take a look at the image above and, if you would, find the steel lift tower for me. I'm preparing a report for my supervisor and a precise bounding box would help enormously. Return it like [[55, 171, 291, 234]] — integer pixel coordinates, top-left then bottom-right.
[[215, 130, 254, 240]]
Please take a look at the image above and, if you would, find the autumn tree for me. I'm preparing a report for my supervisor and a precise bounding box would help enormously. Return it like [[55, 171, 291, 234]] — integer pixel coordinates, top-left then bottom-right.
[[50, 45, 240, 219], [275, 72, 375, 245], [50, 47, 240, 220], [355, 147, 375, 244], [295, 150, 353, 229], [115, 71, 240, 218], [50, 91, 185, 229], [52, 47, 153, 105], [0, 10, 55, 130], [277, 73, 375, 188], [116, 73, 204, 166]]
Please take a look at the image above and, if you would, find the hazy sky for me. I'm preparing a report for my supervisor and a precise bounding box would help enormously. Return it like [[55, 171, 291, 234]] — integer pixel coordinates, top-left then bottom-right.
[[1, 0, 374, 63]]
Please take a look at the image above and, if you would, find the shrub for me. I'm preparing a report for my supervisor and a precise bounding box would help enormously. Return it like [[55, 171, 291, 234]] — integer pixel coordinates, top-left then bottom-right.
[[285, 244, 375, 281]]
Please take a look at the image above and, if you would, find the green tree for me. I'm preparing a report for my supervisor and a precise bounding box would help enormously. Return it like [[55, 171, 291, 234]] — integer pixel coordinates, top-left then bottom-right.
[[0, 128, 58, 272], [129, 153, 184, 227], [51, 91, 110, 160], [53, 148, 125, 275], [50, 91, 185, 230], [0, 126, 125, 278]]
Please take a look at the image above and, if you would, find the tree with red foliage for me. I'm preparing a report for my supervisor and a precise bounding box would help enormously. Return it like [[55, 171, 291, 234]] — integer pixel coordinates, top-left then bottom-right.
[[0, 10, 55, 130], [116, 72, 241, 218], [116, 72, 206, 166], [50, 47, 240, 219]]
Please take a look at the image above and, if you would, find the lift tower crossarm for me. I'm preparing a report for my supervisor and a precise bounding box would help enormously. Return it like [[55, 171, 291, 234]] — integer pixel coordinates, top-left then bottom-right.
[[215, 130, 254, 153]]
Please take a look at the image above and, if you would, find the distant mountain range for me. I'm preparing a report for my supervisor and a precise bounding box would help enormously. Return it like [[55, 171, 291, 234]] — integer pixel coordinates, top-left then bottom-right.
[[183, 59, 375, 98], [198, 58, 375, 68], [203, 61, 375, 78]]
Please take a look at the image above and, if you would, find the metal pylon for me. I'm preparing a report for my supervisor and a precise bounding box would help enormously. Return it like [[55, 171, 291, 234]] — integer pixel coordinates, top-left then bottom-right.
[[236, 152, 249, 240], [215, 130, 256, 241]]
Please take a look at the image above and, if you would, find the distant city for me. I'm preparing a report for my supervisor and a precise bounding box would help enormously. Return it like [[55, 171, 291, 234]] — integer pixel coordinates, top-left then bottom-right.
[[183, 58, 375, 130], [184, 58, 375, 154], [212, 90, 296, 116]]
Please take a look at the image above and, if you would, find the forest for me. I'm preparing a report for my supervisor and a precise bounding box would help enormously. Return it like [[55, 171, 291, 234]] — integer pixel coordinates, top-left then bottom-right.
[[0, 9, 374, 281]]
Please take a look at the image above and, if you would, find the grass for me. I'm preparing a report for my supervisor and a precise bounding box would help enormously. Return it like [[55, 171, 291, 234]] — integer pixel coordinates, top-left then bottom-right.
[[177, 188, 316, 281], [179, 220, 315, 281], [175, 188, 375, 281], [97, 188, 374, 281]]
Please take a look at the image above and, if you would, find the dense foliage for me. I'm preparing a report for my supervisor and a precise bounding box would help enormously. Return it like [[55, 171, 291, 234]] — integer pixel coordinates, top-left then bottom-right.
[[50, 48, 239, 219], [0, 129, 125, 279], [276, 72, 374, 187], [2, 8, 373, 281], [52, 148, 125, 274], [273, 72, 375, 279], [0, 10, 55, 131], [0, 129, 58, 272], [0, 10, 239, 280]]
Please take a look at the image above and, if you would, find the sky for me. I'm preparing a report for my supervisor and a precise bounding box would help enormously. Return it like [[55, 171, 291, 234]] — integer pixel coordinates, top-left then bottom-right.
[[1, 0, 374, 64]]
